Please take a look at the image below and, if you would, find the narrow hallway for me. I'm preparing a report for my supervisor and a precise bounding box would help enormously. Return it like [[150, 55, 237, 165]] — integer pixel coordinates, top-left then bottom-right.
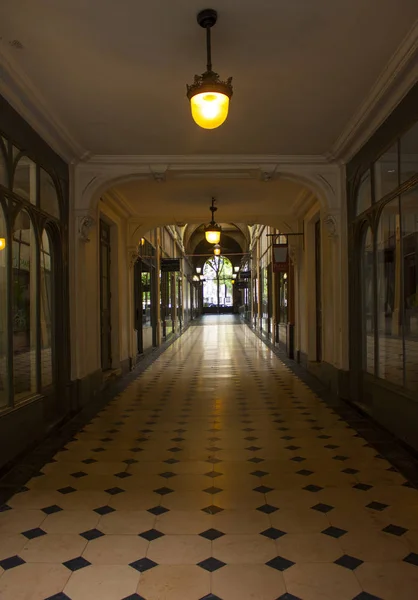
[[0, 319, 417, 600]]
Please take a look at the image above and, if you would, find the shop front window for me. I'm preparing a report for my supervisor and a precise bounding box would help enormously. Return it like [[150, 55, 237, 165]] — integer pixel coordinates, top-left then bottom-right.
[[13, 156, 36, 204], [376, 198, 402, 385], [0, 202, 8, 407], [401, 186, 418, 391], [40, 169, 60, 219], [356, 170, 372, 216], [12, 210, 37, 401], [361, 227, 374, 375], [40, 230, 53, 388]]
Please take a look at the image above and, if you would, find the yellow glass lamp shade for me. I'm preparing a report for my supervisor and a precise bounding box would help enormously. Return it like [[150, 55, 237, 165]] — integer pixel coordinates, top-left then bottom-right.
[[190, 91, 230, 130], [205, 228, 221, 244], [0, 238, 6, 251], [213, 244, 221, 256]]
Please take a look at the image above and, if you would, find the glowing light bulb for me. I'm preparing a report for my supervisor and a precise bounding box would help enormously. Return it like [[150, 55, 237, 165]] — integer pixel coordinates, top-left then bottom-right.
[[190, 92, 229, 129]]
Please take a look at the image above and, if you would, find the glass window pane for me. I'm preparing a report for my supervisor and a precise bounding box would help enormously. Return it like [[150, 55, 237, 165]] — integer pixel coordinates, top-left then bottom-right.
[[40, 230, 53, 388], [12, 210, 37, 401], [401, 121, 418, 184], [376, 198, 403, 386], [374, 142, 399, 201], [356, 170, 372, 216], [13, 156, 36, 204], [362, 228, 375, 374], [0, 204, 8, 408], [40, 169, 60, 219], [401, 186, 418, 392]]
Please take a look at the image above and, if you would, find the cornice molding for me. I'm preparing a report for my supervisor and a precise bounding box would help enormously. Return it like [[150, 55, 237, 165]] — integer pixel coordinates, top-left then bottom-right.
[[0, 47, 88, 163], [85, 154, 332, 167], [328, 19, 418, 163]]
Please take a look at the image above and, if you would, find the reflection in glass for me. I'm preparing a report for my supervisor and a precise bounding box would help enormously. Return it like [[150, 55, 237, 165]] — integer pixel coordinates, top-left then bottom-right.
[[0, 140, 7, 187], [13, 156, 36, 204], [401, 121, 418, 184], [356, 170, 372, 216], [40, 169, 60, 218], [12, 211, 37, 400], [377, 198, 403, 386], [361, 228, 374, 374], [0, 204, 8, 407], [401, 186, 418, 391], [374, 142, 399, 201], [40, 230, 53, 388], [279, 272, 288, 323]]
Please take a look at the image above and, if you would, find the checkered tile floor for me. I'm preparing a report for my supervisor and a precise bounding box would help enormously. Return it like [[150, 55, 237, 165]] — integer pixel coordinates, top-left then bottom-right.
[[0, 321, 418, 599]]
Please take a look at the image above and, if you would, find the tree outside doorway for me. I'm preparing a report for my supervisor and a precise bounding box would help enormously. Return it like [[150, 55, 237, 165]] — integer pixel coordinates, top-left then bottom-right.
[[203, 256, 233, 309]]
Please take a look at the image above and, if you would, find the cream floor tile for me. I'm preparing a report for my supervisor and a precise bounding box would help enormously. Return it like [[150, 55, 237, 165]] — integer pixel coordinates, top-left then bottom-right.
[[155, 510, 213, 534], [138, 564, 211, 600], [63, 564, 140, 600], [163, 491, 210, 511], [56, 491, 110, 511], [212, 564, 286, 600], [0, 533, 26, 560], [211, 509, 270, 534], [340, 529, 411, 562], [98, 510, 155, 534], [20, 532, 87, 563], [355, 561, 418, 600], [0, 509, 45, 535], [284, 562, 362, 600], [146, 534, 211, 564], [213, 533, 277, 563], [7, 489, 63, 510], [83, 534, 149, 564], [42, 510, 100, 534], [107, 490, 162, 510], [275, 532, 343, 562], [269, 507, 330, 534], [0, 562, 70, 600]]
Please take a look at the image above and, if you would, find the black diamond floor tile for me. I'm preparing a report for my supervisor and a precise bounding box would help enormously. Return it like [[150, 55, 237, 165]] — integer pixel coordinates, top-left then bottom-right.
[[366, 501, 389, 511], [261, 527, 287, 540], [22, 527, 47, 539], [296, 470, 314, 476], [311, 503, 334, 513], [248, 457, 264, 463], [354, 483, 373, 491], [148, 506, 170, 516], [44, 593, 72, 600], [199, 595, 223, 600], [42, 504, 63, 514], [94, 505, 115, 515], [63, 556, 91, 571], [303, 484, 323, 493], [139, 529, 165, 541], [199, 528, 225, 541], [202, 505, 224, 515], [253, 485, 274, 494], [121, 595, 147, 600], [277, 594, 303, 600], [257, 504, 279, 514], [70, 472, 88, 479], [154, 487, 174, 495], [164, 458, 180, 465], [266, 555, 295, 571], [57, 486, 77, 495], [203, 486, 223, 494], [197, 557, 226, 572], [130, 557, 158, 572], [334, 554, 364, 570], [0, 555, 26, 570], [80, 528, 105, 541], [322, 526, 347, 539], [159, 472, 177, 479], [251, 470, 269, 477], [105, 487, 125, 495], [352, 593, 384, 600], [382, 524, 408, 536], [403, 552, 418, 566], [205, 471, 222, 478]]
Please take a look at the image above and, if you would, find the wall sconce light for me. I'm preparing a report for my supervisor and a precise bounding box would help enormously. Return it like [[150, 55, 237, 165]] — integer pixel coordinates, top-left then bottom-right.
[[0, 238, 6, 251], [186, 8, 233, 130], [232, 273, 237, 279], [283, 272, 288, 280]]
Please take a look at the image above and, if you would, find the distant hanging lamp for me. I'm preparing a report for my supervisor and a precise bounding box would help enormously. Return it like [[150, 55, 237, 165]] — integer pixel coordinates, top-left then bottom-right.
[[186, 9, 233, 130], [213, 244, 221, 256], [205, 197, 222, 244]]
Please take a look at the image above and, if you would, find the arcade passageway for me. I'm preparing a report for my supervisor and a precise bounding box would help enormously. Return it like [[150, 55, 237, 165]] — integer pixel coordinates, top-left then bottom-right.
[[0, 318, 417, 600]]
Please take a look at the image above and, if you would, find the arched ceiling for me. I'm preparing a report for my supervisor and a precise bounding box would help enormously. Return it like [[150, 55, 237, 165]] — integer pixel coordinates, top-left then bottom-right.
[[108, 176, 311, 229], [1, 0, 417, 158]]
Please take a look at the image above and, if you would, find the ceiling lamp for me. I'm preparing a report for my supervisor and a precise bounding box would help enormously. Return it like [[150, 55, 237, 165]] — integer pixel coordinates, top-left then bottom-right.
[[196, 267, 202, 274], [213, 244, 221, 256], [234, 266, 240, 273], [205, 197, 221, 244], [186, 9, 233, 130]]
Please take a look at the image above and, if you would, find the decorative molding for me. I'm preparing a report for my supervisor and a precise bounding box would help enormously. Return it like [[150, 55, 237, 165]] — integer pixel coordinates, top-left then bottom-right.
[[128, 248, 139, 268], [86, 154, 331, 166], [328, 20, 418, 162], [323, 214, 339, 239], [0, 47, 88, 162], [78, 215, 95, 242]]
